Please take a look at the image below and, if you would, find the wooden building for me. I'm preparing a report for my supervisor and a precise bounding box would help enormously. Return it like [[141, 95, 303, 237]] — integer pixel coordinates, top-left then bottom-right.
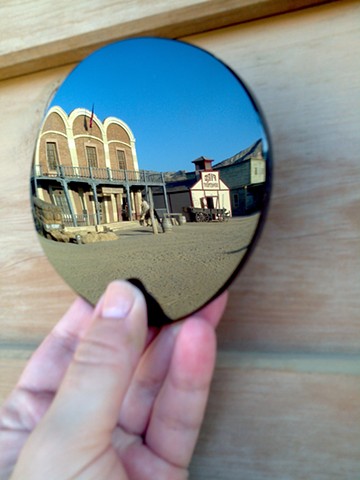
[[154, 157, 232, 218], [213, 139, 267, 215], [155, 143, 267, 218]]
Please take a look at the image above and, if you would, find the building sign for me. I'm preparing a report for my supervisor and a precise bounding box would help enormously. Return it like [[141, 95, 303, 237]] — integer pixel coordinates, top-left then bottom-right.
[[101, 187, 123, 195], [201, 171, 219, 190]]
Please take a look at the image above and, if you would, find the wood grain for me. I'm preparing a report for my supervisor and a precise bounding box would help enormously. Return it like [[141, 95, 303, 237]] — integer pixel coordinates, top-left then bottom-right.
[[188, 0, 360, 353], [0, 0, 332, 81], [0, 1, 359, 479], [191, 353, 360, 479]]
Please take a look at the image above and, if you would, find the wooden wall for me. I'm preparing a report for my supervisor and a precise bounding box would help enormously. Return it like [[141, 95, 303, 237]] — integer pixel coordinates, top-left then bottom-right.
[[0, 1, 359, 478]]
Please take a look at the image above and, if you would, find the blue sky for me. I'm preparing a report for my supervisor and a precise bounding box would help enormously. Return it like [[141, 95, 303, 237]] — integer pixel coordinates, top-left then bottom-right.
[[49, 37, 267, 172]]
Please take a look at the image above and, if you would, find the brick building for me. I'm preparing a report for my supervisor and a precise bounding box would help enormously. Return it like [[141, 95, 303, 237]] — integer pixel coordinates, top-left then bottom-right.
[[31, 106, 167, 227]]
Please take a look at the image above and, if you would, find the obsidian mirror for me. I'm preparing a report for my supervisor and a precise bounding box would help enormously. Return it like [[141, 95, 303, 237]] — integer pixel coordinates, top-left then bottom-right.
[[30, 37, 272, 325]]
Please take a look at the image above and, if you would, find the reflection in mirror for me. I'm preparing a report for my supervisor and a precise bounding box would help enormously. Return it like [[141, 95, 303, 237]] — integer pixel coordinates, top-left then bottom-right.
[[30, 37, 271, 324]]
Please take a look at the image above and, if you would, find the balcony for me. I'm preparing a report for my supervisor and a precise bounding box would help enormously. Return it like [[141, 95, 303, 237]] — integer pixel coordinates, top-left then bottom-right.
[[33, 164, 165, 185]]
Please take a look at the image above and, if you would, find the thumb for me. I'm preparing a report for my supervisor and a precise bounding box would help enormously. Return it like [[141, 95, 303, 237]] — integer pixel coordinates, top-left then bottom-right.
[[42, 280, 148, 440]]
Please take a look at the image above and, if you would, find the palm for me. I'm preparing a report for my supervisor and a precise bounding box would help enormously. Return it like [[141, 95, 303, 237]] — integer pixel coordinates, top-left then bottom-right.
[[0, 290, 227, 480]]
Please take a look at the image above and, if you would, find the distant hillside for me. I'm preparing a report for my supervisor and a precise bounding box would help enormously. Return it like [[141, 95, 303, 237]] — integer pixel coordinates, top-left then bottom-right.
[[163, 170, 188, 181]]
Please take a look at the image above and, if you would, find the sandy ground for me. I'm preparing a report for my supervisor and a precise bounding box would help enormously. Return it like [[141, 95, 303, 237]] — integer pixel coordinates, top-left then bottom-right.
[[39, 215, 260, 321]]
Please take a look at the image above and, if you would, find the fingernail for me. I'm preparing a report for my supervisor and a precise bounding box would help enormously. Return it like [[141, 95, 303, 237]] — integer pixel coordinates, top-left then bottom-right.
[[101, 282, 135, 319]]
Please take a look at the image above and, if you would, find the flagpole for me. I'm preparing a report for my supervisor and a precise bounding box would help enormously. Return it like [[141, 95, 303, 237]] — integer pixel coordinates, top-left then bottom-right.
[[89, 103, 94, 129], [83, 108, 88, 132]]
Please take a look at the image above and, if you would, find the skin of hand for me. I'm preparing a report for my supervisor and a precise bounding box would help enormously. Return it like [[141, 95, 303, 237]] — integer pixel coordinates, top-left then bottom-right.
[[0, 281, 228, 480]]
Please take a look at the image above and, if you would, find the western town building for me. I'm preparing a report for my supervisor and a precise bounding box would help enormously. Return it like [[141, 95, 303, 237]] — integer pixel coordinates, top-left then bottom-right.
[[153, 157, 232, 220], [153, 141, 266, 218], [31, 106, 168, 227], [31, 106, 266, 229], [213, 139, 266, 215]]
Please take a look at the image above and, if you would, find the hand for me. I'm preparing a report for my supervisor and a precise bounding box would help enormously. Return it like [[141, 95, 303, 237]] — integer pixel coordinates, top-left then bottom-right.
[[0, 281, 227, 479]]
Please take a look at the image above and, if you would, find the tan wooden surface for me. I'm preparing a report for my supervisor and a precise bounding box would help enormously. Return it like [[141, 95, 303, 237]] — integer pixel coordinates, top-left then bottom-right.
[[0, 0, 330, 81], [0, 1, 359, 479]]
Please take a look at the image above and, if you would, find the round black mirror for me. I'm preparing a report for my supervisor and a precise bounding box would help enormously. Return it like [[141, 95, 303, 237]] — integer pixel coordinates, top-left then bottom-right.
[[30, 37, 272, 325]]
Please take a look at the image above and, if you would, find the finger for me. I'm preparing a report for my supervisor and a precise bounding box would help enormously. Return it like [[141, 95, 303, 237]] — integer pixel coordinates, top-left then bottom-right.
[[145, 318, 216, 469], [118, 291, 227, 435], [197, 290, 228, 328], [17, 297, 94, 393], [38, 280, 147, 441], [0, 297, 95, 477], [118, 322, 180, 434], [0, 297, 94, 436]]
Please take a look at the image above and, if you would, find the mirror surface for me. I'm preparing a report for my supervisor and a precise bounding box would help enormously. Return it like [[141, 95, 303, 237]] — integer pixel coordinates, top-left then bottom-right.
[[30, 37, 271, 323]]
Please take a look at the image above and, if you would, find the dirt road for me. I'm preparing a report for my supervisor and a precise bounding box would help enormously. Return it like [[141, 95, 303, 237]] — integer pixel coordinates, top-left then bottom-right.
[[39, 215, 260, 320]]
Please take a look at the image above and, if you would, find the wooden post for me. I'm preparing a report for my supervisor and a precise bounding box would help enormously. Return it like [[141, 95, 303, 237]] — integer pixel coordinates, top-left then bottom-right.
[[148, 187, 158, 235], [91, 182, 101, 225], [61, 180, 78, 227], [125, 185, 132, 220], [161, 172, 170, 214]]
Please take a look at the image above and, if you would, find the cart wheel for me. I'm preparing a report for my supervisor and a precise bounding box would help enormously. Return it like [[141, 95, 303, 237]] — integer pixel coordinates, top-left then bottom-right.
[[195, 212, 205, 222]]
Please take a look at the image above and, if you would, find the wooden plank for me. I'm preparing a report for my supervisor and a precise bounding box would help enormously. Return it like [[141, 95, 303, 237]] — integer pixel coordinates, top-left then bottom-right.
[[1, 350, 359, 479], [0, 0, 333, 81], [0, 1, 359, 353], [191, 353, 360, 479], [0, 66, 77, 349], [187, 0, 360, 353], [0, 3, 359, 477]]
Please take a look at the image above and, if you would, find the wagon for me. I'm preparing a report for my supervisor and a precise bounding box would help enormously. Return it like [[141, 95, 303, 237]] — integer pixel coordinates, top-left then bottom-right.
[[184, 207, 229, 222]]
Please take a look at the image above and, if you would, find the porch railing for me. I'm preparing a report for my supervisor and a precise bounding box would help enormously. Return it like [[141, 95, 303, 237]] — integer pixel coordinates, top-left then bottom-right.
[[34, 164, 164, 184], [62, 213, 98, 227]]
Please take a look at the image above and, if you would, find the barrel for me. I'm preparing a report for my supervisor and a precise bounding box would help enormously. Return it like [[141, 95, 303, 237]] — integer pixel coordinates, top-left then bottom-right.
[[162, 216, 173, 232], [179, 215, 186, 225], [75, 234, 83, 245]]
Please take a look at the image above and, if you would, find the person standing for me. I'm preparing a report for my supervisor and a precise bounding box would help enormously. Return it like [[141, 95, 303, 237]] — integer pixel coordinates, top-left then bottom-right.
[[140, 198, 151, 226]]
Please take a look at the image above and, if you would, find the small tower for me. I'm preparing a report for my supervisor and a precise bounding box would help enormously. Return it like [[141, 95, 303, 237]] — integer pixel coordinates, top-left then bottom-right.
[[192, 156, 214, 172], [192, 157, 214, 179]]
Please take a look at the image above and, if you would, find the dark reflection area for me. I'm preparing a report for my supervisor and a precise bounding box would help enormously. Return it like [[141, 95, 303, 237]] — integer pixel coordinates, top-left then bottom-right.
[[30, 37, 271, 322], [225, 245, 249, 255], [127, 278, 168, 327]]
